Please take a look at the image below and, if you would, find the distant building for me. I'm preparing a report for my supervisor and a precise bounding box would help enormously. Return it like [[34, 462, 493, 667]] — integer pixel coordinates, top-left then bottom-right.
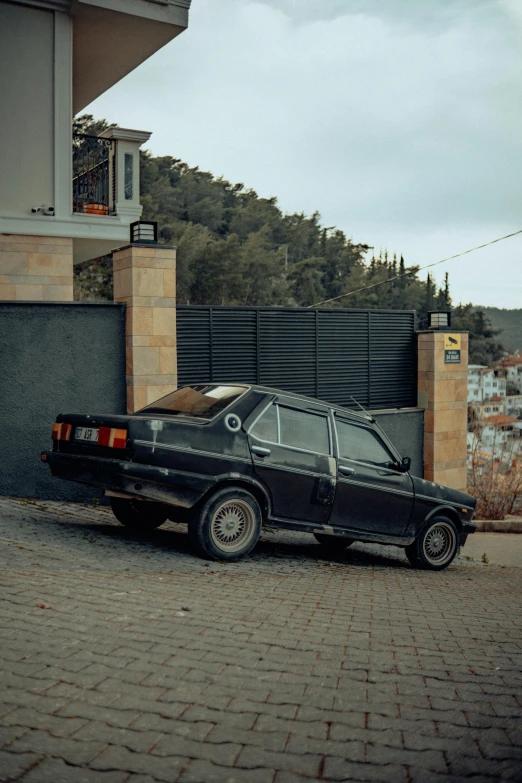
[[478, 414, 522, 449], [469, 397, 506, 420], [494, 355, 522, 394], [467, 365, 506, 402], [505, 395, 522, 418]]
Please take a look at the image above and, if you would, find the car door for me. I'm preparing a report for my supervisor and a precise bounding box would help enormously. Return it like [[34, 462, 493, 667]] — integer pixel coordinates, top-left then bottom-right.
[[329, 415, 414, 537], [247, 398, 336, 524]]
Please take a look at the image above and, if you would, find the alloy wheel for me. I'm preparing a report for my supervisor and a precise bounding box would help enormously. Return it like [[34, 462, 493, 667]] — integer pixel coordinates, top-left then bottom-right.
[[210, 499, 257, 553]]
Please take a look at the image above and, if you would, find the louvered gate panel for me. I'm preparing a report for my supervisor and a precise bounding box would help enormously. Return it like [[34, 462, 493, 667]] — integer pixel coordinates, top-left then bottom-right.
[[176, 305, 417, 410], [176, 307, 211, 387], [317, 310, 370, 407], [212, 308, 258, 383], [259, 309, 317, 397], [369, 311, 417, 409]]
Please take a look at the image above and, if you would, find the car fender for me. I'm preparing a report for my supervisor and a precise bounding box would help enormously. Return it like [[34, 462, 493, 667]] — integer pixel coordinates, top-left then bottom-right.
[[197, 472, 272, 520], [421, 504, 465, 531]]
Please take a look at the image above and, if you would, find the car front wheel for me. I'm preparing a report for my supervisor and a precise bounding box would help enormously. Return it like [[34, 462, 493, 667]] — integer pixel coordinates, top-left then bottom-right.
[[314, 533, 354, 550], [405, 516, 459, 570], [189, 487, 262, 562], [110, 498, 168, 531]]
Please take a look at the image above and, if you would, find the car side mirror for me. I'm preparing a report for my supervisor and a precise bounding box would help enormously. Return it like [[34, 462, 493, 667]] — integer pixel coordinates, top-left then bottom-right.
[[400, 456, 411, 473]]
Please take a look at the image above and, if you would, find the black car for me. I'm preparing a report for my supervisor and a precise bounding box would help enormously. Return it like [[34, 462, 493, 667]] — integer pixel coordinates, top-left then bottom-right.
[[43, 383, 476, 569]]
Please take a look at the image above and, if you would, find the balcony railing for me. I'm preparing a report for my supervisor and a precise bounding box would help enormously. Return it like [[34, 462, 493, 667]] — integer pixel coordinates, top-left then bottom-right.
[[72, 134, 117, 216]]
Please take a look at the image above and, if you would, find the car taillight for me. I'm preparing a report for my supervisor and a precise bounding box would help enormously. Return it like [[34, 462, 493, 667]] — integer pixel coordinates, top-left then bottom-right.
[[52, 422, 72, 441], [97, 427, 127, 449]]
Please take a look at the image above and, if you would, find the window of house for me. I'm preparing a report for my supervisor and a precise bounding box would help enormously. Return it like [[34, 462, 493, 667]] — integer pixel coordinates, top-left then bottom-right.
[[278, 406, 330, 454], [336, 419, 394, 466], [250, 404, 278, 442]]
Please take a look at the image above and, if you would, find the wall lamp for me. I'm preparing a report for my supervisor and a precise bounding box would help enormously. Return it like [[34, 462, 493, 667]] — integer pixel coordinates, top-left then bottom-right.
[[130, 220, 158, 244], [428, 310, 452, 330]]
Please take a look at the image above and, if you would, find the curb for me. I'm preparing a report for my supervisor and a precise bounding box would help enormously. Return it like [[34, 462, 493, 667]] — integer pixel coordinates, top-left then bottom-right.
[[474, 517, 522, 533]]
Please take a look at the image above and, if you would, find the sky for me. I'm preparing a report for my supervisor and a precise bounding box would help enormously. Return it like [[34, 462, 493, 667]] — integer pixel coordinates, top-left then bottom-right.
[[86, 0, 522, 308]]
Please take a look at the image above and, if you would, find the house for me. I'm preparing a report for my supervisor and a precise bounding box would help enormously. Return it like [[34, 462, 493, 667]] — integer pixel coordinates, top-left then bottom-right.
[[0, 0, 191, 300], [469, 396, 506, 421], [468, 365, 507, 403], [494, 355, 522, 394], [478, 414, 522, 449], [505, 394, 522, 418], [467, 364, 487, 402]]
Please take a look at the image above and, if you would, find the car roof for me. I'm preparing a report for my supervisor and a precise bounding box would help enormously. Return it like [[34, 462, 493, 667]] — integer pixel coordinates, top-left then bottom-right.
[[192, 382, 374, 424]]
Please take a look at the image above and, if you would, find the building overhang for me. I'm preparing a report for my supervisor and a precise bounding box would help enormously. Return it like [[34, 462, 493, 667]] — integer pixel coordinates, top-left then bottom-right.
[[72, 0, 191, 114]]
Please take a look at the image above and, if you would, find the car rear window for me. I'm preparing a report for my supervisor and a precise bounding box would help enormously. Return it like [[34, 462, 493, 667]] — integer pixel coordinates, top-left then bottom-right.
[[138, 385, 247, 419]]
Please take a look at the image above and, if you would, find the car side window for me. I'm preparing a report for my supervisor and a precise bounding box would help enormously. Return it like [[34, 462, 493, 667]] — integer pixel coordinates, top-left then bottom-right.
[[336, 419, 393, 466], [279, 406, 330, 454], [250, 403, 278, 442]]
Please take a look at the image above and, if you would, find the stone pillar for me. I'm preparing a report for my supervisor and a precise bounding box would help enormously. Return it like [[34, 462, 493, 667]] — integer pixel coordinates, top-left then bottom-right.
[[113, 243, 177, 413], [417, 329, 469, 491], [0, 234, 73, 300]]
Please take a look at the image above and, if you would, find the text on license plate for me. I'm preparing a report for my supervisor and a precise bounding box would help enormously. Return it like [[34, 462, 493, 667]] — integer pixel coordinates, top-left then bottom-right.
[[75, 427, 99, 442]]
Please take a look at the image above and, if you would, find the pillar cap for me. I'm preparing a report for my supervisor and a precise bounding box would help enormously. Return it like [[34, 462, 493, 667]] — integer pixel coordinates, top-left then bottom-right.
[[99, 127, 152, 145], [416, 329, 468, 335], [113, 243, 177, 252]]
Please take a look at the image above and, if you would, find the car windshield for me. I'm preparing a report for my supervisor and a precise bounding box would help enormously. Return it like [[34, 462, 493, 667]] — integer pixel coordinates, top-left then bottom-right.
[[138, 385, 247, 419]]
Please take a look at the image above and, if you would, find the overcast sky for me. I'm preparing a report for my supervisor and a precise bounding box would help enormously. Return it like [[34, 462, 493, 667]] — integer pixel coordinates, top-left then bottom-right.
[[86, 0, 522, 308]]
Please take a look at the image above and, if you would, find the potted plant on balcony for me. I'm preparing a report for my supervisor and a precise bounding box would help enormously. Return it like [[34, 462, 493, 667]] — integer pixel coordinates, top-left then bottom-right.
[[83, 203, 108, 215]]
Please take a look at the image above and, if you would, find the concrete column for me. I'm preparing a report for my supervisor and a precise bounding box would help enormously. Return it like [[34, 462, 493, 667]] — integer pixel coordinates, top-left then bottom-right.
[[417, 330, 469, 490], [0, 234, 73, 300], [98, 127, 152, 222], [113, 243, 177, 413]]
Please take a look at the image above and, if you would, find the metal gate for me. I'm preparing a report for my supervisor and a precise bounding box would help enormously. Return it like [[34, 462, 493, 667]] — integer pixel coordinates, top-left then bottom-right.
[[176, 306, 417, 410]]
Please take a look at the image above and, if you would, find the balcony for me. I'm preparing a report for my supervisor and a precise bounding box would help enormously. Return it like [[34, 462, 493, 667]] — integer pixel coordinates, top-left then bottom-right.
[[72, 127, 151, 222], [72, 134, 117, 216]]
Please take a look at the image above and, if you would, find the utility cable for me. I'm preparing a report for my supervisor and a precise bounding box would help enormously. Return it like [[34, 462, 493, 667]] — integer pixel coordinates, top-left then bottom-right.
[[307, 228, 522, 308]]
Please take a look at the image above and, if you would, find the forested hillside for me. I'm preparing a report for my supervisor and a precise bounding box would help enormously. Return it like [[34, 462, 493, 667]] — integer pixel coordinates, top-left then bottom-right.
[[74, 115, 505, 365], [476, 308, 522, 353]]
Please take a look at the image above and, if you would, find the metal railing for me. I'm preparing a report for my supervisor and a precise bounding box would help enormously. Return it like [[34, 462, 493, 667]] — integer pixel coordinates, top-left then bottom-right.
[[72, 134, 117, 215]]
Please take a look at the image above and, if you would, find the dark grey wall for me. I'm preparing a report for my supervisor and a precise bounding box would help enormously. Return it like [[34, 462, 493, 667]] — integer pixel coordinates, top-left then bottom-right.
[[372, 408, 424, 478], [0, 302, 126, 501]]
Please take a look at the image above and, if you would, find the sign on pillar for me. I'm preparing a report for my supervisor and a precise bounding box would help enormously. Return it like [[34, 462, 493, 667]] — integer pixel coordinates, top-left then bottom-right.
[[444, 334, 461, 364]]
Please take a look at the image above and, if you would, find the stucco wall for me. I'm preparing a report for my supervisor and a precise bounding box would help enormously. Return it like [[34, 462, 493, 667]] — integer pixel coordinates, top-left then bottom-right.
[[0, 4, 55, 216], [372, 408, 424, 478], [0, 303, 126, 501]]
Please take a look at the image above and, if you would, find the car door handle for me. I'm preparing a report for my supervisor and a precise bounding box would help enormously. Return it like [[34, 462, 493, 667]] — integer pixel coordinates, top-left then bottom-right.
[[339, 465, 355, 476], [252, 445, 271, 457]]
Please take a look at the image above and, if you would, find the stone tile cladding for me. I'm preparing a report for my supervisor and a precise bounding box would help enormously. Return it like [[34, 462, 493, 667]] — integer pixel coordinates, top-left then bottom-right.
[[418, 331, 469, 491], [113, 245, 177, 412], [0, 234, 73, 301]]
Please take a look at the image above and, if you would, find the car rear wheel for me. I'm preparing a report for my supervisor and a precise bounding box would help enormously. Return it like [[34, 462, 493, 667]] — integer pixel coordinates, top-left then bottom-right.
[[405, 516, 459, 570], [110, 498, 168, 531], [189, 487, 262, 562], [314, 533, 354, 550]]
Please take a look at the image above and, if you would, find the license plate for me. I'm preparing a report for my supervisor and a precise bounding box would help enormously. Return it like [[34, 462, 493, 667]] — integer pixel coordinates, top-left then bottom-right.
[[75, 426, 99, 443]]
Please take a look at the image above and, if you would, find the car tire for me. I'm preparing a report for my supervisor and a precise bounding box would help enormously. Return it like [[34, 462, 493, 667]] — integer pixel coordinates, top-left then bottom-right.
[[314, 533, 354, 550], [110, 498, 168, 531], [405, 516, 459, 571], [189, 487, 262, 562]]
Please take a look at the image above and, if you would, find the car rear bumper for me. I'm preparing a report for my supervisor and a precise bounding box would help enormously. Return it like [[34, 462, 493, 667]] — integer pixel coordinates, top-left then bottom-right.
[[41, 451, 214, 508]]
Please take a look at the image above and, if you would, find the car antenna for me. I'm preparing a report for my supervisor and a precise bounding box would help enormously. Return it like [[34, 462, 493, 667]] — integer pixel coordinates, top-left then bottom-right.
[[349, 396, 375, 422]]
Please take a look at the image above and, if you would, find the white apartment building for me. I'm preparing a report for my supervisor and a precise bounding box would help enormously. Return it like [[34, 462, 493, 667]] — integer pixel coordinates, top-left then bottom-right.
[[467, 365, 507, 402]]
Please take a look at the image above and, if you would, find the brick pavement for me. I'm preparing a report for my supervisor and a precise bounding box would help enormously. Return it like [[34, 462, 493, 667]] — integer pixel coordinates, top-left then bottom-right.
[[0, 496, 521, 783]]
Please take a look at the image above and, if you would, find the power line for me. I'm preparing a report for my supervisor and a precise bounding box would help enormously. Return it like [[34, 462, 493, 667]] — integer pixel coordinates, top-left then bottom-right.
[[307, 228, 522, 308]]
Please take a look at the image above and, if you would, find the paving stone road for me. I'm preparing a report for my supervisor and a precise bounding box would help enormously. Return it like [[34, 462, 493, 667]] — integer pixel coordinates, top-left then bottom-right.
[[0, 496, 521, 783]]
